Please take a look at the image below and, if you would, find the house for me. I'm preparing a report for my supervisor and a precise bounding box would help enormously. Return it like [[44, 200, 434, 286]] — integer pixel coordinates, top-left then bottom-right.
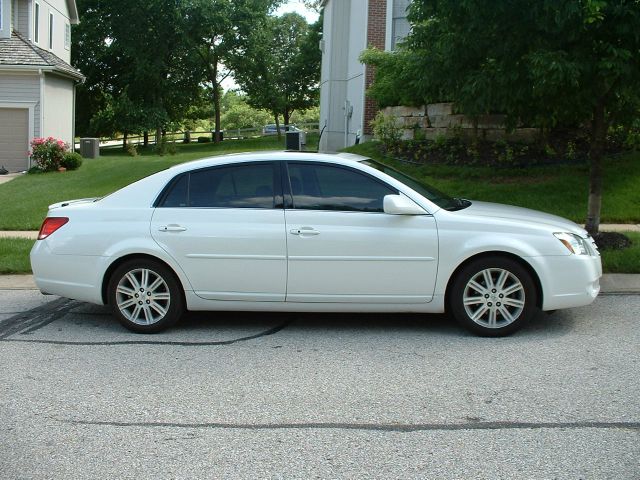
[[318, 0, 410, 152], [0, 0, 83, 172]]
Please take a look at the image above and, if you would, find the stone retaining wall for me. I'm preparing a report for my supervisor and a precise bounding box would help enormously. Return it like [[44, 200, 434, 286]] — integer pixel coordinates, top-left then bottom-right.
[[383, 103, 538, 143]]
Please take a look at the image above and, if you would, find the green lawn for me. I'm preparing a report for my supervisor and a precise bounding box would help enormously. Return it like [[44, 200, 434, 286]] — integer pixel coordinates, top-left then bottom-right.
[[0, 134, 317, 230], [345, 142, 640, 225], [600, 233, 640, 273], [2, 234, 636, 274], [0, 238, 34, 274]]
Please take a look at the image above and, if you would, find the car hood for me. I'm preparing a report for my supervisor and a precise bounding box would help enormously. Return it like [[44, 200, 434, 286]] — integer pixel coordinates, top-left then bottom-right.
[[455, 200, 587, 236], [48, 198, 100, 210]]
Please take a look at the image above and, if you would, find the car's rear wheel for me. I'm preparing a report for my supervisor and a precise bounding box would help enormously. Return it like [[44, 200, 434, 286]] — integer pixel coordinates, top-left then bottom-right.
[[449, 257, 538, 336], [107, 259, 183, 333]]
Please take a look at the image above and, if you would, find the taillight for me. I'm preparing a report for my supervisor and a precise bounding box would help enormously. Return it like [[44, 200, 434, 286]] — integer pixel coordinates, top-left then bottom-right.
[[38, 217, 69, 240]]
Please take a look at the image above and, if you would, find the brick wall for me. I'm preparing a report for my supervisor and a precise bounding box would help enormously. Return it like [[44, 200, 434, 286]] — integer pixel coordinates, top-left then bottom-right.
[[363, 0, 387, 135]]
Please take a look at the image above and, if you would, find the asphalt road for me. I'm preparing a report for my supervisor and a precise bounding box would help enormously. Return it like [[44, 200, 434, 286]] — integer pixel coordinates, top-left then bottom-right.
[[0, 290, 638, 479]]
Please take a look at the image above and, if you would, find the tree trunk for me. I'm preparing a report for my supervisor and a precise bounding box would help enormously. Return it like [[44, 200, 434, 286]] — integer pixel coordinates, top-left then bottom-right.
[[213, 85, 222, 143], [156, 126, 162, 147], [143, 131, 149, 147], [284, 108, 291, 128], [585, 100, 607, 235], [123, 132, 128, 151], [274, 113, 281, 139]]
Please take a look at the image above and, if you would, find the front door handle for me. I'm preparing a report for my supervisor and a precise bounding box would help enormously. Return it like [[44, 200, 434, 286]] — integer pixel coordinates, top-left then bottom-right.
[[159, 225, 187, 232], [289, 227, 320, 236]]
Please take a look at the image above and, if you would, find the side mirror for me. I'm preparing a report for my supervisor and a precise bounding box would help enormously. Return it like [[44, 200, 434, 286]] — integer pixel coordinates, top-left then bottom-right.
[[383, 194, 426, 215]]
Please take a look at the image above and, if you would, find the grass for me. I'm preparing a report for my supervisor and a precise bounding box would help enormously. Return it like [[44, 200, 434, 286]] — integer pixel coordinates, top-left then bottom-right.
[[2, 234, 636, 274], [345, 142, 640, 225], [600, 233, 640, 273], [1, 135, 638, 274], [0, 238, 34, 274], [0, 134, 317, 230]]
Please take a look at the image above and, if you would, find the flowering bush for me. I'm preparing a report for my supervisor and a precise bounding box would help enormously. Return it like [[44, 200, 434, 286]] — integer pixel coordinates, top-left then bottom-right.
[[29, 137, 69, 172]]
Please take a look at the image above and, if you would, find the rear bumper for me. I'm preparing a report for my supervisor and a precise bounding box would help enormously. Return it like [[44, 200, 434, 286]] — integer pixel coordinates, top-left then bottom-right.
[[30, 240, 105, 305]]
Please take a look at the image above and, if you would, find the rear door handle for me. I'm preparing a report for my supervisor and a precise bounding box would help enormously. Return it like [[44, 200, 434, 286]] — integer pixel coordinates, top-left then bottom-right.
[[159, 225, 187, 232], [289, 227, 320, 236]]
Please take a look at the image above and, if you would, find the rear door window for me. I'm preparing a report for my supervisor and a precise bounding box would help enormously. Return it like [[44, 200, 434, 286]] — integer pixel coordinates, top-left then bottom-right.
[[158, 162, 280, 209]]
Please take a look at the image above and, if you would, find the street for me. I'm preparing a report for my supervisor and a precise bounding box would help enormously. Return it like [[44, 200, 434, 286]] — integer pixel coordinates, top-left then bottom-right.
[[1, 290, 638, 479]]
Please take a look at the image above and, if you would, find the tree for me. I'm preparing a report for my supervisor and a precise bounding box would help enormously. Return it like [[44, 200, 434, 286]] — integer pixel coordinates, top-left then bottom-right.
[[73, 0, 201, 143], [181, 0, 280, 143], [233, 12, 321, 135], [363, 0, 640, 234]]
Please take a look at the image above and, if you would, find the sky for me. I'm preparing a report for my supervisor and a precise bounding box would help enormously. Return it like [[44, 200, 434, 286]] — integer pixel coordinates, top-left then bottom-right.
[[222, 1, 320, 90], [274, 1, 320, 23]]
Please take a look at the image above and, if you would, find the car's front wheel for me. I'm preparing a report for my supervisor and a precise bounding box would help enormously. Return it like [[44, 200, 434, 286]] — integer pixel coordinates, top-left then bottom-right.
[[107, 259, 184, 333], [449, 257, 538, 336]]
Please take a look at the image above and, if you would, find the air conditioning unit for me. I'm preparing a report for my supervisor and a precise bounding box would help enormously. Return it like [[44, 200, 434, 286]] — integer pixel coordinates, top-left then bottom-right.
[[285, 131, 306, 151], [79, 138, 100, 158]]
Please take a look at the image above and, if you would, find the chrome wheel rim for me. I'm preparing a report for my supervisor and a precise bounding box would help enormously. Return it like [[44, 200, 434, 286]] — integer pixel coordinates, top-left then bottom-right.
[[116, 268, 170, 326], [463, 268, 525, 328]]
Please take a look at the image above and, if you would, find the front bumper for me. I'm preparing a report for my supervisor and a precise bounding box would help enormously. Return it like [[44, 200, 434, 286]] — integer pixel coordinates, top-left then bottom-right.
[[529, 253, 602, 311]]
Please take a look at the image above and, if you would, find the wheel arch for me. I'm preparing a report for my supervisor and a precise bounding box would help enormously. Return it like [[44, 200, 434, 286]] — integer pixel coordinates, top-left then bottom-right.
[[444, 251, 543, 311], [101, 253, 187, 306]]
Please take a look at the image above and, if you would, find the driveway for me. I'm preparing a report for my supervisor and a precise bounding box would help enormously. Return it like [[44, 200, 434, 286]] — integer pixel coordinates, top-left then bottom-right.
[[0, 291, 638, 479]]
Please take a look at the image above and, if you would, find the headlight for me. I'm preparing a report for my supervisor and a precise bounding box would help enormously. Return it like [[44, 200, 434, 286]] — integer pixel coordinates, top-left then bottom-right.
[[554, 232, 589, 255]]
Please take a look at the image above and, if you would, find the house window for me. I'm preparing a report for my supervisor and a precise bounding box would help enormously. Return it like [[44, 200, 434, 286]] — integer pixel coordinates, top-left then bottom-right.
[[48, 12, 53, 49], [391, 0, 411, 50], [34, 2, 40, 43], [64, 23, 70, 49]]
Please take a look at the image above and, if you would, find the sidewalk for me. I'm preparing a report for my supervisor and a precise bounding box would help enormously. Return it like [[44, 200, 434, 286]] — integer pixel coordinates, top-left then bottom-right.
[[2, 224, 639, 241]]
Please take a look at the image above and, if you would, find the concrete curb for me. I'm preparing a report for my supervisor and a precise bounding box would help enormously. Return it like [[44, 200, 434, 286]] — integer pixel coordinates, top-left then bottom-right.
[[1, 273, 638, 294]]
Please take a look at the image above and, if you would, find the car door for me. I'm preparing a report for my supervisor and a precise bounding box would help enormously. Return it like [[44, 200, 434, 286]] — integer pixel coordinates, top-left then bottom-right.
[[284, 161, 439, 303], [151, 161, 287, 302]]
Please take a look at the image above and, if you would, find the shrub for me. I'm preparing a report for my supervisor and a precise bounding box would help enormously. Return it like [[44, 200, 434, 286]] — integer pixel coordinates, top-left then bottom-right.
[[126, 143, 138, 157], [61, 152, 83, 170], [197, 136, 211, 143], [371, 111, 402, 149], [29, 137, 69, 172], [154, 138, 177, 156]]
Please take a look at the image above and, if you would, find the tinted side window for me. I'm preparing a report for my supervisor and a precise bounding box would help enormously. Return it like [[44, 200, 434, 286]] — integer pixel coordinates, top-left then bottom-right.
[[160, 163, 277, 209], [287, 163, 396, 212]]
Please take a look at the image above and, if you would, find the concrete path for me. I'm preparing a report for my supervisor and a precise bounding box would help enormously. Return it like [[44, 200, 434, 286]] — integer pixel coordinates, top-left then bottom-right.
[[0, 231, 38, 240], [1, 223, 639, 241], [0, 173, 22, 185]]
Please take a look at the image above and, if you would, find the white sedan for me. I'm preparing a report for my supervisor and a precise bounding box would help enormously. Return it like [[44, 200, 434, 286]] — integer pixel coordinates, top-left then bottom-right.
[[30, 152, 602, 336]]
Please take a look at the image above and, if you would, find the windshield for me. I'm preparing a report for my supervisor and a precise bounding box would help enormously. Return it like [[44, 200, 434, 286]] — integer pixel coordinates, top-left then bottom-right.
[[361, 159, 466, 210]]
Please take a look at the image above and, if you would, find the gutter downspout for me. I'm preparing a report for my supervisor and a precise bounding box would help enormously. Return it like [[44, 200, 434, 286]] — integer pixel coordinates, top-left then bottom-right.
[[72, 81, 77, 151]]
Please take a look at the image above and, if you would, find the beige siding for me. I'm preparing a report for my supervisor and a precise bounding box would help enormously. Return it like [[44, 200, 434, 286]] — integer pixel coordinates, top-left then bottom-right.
[[0, 73, 40, 137], [36, 0, 71, 63], [0, 0, 11, 38], [43, 73, 73, 144], [16, 0, 29, 36]]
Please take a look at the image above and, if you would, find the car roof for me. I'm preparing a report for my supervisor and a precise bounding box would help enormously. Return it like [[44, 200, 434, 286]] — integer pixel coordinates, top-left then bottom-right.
[[165, 151, 371, 174]]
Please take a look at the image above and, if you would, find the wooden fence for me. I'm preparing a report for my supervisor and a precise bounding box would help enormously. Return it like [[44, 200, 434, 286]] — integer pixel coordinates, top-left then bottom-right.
[[77, 123, 320, 149]]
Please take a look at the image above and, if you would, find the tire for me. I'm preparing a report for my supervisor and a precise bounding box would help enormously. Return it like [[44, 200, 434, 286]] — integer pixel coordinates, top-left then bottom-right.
[[107, 258, 184, 333], [449, 256, 538, 337]]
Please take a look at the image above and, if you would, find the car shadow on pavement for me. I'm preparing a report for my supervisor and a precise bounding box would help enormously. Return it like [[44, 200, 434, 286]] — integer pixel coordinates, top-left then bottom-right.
[[1, 297, 579, 345]]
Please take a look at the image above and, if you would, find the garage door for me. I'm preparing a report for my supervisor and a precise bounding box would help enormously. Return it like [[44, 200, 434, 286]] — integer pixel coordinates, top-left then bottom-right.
[[0, 108, 29, 172]]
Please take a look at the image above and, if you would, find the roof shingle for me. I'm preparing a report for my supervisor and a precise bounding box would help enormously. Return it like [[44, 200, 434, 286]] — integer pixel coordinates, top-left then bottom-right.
[[0, 32, 84, 81]]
